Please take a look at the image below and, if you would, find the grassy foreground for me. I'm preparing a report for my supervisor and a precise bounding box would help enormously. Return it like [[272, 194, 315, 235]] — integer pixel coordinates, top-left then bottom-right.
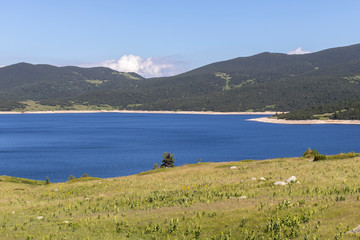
[[1, 156, 360, 239]]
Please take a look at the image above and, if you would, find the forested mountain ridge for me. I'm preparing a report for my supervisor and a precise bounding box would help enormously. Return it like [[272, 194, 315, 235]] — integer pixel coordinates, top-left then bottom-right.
[[75, 43, 360, 112], [0, 62, 143, 101], [1, 43, 360, 113]]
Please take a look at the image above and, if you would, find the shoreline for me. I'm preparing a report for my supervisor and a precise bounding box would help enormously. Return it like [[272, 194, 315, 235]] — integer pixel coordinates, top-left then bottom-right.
[[2, 111, 360, 124], [249, 117, 360, 125], [0, 110, 277, 115]]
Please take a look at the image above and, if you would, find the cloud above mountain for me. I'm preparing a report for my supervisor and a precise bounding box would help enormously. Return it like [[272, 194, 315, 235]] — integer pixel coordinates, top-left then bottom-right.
[[287, 47, 311, 55], [99, 55, 188, 78]]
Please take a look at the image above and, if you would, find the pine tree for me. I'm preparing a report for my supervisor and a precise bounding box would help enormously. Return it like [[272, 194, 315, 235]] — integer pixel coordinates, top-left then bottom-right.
[[160, 152, 175, 168]]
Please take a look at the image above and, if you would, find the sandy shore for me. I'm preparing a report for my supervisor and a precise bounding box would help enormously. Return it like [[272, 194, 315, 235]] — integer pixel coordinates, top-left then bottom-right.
[[248, 117, 360, 125], [0, 110, 277, 115], [3, 111, 359, 124]]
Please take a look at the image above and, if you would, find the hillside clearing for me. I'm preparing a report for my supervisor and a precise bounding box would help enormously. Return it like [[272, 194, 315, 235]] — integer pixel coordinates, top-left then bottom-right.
[[0, 155, 360, 239]]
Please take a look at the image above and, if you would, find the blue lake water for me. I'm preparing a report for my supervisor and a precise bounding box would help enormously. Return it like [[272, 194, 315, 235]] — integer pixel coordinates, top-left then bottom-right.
[[0, 113, 359, 182]]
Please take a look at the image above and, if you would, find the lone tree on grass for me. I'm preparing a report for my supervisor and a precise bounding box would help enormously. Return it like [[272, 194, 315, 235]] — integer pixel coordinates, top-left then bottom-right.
[[160, 152, 175, 168]]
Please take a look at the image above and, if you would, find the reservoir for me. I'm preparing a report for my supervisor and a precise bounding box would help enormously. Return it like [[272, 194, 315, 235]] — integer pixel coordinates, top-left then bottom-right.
[[0, 113, 359, 182]]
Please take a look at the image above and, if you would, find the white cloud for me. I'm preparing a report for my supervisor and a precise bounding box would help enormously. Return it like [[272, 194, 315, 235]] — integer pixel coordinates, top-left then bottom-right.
[[287, 47, 311, 55], [99, 55, 185, 78], [0, 65, 6, 68]]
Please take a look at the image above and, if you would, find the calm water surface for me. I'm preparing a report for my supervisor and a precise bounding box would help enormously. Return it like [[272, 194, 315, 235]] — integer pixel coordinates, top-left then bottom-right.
[[0, 113, 359, 182]]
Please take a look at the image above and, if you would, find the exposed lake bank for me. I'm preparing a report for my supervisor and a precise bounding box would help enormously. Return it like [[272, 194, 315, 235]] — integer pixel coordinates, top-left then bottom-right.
[[249, 116, 360, 125], [0, 110, 277, 115]]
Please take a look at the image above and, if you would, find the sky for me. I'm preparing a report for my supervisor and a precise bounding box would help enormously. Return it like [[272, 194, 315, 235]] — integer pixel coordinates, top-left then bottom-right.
[[1, 0, 359, 77]]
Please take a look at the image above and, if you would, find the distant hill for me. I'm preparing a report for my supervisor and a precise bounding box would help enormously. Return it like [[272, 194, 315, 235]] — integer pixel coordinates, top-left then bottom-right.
[[73, 43, 360, 112], [0, 62, 143, 101], [1, 43, 360, 113]]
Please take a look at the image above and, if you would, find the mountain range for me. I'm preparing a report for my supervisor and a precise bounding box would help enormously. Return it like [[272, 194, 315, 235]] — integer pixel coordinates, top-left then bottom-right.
[[1, 43, 360, 113]]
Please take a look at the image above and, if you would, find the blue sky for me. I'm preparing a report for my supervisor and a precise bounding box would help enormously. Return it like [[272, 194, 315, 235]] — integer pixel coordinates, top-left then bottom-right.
[[1, 0, 359, 77]]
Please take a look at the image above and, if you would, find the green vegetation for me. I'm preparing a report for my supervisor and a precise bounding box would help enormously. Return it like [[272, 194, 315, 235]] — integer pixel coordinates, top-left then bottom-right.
[[344, 75, 360, 84], [231, 78, 255, 89], [313, 153, 327, 161], [0, 176, 46, 186], [0, 100, 27, 111], [85, 79, 109, 85], [45, 177, 50, 185], [160, 152, 175, 168], [327, 152, 360, 160], [2, 44, 360, 118], [302, 148, 319, 158], [126, 103, 143, 108], [115, 72, 142, 80], [1, 153, 360, 239], [0, 63, 143, 103], [214, 72, 232, 91], [75, 43, 360, 113], [67, 174, 102, 183], [302, 148, 360, 162], [15, 100, 119, 112], [277, 99, 360, 120], [302, 148, 327, 161]]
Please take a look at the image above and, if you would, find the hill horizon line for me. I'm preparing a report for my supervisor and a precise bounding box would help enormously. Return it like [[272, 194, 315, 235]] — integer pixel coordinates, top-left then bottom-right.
[[2, 42, 359, 79]]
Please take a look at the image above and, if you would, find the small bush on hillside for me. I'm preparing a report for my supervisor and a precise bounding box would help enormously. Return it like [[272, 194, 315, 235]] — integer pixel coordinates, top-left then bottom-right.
[[302, 147, 319, 158], [306, 150, 360, 161], [313, 153, 327, 161], [303, 147, 327, 161], [161, 152, 175, 168], [68, 175, 76, 181]]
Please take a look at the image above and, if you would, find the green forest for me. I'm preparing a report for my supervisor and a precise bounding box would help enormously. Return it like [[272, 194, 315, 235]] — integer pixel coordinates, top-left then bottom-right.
[[1, 43, 360, 119], [276, 99, 360, 120]]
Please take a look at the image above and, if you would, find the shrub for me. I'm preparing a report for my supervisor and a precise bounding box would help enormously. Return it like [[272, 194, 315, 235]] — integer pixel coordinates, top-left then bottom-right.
[[302, 147, 319, 158], [308, 150, 360, 161], [160, 152, 175, 168], [313, 153, 327, 161], [81, 173, 89, 178], [68, 175, 76, 181]]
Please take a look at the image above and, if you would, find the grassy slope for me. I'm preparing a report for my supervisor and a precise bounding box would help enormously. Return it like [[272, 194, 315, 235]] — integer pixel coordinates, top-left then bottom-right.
[[1, 156, 360, 239], [17, 100, 119, 112]]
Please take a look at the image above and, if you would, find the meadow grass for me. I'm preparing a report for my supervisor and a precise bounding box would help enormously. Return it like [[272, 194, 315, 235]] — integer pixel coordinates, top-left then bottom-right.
[[1, 155, 360, 239], [18, 100, 118, 112], [85, 80, 109, 85]]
